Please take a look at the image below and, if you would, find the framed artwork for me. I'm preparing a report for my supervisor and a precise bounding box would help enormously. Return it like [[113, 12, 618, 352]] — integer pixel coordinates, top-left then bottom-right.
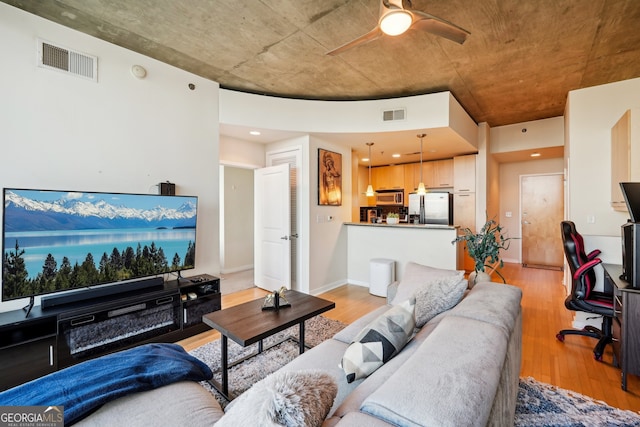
[[318, 148, 342, 206]]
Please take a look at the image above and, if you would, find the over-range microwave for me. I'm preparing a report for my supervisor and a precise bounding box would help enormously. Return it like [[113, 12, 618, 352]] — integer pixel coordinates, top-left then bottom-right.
[[376, 190, 404, 206]]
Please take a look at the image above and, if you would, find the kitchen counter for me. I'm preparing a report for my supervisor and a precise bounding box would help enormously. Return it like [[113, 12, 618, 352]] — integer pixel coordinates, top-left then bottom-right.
[[345, 222, 462, 288], [344, 221, 458, 230]]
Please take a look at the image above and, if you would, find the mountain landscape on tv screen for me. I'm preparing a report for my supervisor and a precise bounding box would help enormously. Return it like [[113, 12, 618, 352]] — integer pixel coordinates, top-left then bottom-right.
[[3, 190, 197, 232]]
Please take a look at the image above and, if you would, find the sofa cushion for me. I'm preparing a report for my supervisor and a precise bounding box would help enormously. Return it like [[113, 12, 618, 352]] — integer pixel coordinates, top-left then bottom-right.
[[215, 370, 337, 427], [447, 282, 523, 339], [75, 381, 224, 427], [340, 298, 415, 383], [414, 275, 468, 327], [391, 261, 464, 305], [361, 315, 508, 427]]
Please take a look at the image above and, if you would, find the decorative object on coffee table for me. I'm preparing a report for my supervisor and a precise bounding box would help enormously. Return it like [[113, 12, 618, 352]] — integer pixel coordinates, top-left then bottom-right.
[[452, 216, 516, 285], [262, 286, 291, 311]]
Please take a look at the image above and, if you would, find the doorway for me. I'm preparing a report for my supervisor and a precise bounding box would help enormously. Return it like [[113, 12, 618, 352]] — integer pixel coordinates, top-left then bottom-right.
[[521, 173, 564, 269]]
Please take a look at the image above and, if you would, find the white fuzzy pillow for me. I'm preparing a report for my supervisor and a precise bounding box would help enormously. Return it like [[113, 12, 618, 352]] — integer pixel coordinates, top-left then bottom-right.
[[414, 276, 468, 328], [215, 370, 337, 427]]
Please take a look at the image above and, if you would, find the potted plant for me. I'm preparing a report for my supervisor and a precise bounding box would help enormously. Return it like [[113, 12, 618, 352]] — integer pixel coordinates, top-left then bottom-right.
[[386, 213, 399, 224], [452, 217, 515, 285]]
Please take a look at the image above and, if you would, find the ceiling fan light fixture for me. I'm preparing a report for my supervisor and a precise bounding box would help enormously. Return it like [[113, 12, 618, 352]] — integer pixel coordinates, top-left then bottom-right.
[[380, 10, 412, 36]]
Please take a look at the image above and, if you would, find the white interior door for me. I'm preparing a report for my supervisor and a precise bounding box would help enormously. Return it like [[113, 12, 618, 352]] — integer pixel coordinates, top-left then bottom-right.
[[254, 163, 291, 291]]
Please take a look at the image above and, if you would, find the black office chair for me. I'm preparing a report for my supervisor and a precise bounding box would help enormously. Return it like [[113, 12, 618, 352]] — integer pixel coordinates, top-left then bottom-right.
[[556, 221, 614, 361]]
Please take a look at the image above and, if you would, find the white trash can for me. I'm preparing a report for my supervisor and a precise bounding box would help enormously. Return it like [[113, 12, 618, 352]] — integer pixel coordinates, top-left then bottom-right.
[[369, 258, 395, 297]]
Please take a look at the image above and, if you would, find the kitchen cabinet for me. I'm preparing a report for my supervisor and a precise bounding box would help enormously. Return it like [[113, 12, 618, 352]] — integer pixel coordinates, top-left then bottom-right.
[[433, 159, 453, 188], [454, 155, 476, 193], [611, 109, 640, 211], [454, 192, 476, 271], [404, 163, 419, 203], [420, 159, 453, 189], [372, 165, 404, 191]]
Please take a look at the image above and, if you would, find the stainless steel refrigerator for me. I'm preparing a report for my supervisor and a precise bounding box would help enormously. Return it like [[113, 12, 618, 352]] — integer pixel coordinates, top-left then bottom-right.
[[408, 192, 453, 225]]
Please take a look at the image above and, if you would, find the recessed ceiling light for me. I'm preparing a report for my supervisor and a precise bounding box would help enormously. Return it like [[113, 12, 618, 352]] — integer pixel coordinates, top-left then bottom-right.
[[249, 130, 261, 136], [392, 153, 401, 158], [362, 158, 370, 162], [531, 152, 541, 157]]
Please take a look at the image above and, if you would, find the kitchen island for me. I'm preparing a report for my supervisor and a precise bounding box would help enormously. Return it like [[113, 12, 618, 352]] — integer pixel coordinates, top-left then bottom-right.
[[345, 222, 461, 289]]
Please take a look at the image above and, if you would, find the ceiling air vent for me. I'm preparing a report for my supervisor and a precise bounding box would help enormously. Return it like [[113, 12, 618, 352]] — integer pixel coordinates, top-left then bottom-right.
[[382, 108, 406, 122], [37, 39, 98, 82]]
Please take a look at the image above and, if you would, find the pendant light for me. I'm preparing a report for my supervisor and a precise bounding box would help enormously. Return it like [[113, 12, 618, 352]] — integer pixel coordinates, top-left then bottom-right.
[[365, 142, 375, 197], [416, 134, 427, 195]]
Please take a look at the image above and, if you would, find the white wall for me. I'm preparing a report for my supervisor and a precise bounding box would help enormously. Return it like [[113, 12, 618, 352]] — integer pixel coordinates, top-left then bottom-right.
[[491, 117, 564, 153], [220, 90, 477, 147], [566, 77, 640, 264], [219, 135, 265, 168], [308, 137, 351, 294], [220, 166, 254, 273], [0, 4, 220, 312]]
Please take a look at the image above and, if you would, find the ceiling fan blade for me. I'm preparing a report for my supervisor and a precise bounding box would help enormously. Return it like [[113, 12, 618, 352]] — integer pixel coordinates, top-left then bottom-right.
[[410, 10, 470, 45], [326, 27, 382, 56]]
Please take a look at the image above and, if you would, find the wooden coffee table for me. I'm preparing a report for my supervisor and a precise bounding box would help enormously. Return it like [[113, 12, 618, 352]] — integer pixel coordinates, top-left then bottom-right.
[[202, 290, 335, 400]]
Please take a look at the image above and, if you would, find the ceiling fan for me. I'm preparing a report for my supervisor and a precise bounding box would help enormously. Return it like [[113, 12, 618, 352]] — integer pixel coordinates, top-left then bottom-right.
[[326, 0, 470, 56]]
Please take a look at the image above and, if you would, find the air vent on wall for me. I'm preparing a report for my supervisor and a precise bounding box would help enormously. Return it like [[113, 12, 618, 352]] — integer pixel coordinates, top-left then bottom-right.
[[382, 108, 406, 122], [37, 39, 98, 82]]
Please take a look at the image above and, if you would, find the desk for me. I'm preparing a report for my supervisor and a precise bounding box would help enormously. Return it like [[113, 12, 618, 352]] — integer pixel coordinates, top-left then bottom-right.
[[604, 264, 640, 390]]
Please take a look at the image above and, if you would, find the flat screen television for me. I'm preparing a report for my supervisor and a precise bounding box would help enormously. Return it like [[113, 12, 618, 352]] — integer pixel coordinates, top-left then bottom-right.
[[620, 182, 640, 223], [2, 188, 198, 311]]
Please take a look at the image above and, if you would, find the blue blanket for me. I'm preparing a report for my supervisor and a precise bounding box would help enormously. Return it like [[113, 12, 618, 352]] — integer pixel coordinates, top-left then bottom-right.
[[0, 343, 212, 425]]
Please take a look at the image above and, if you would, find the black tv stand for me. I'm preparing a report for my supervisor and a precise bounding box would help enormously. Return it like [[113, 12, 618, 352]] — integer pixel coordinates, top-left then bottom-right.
[[22, 296, 35, 318], [0, 274, 220, 392], [41, 276, 164, 310]]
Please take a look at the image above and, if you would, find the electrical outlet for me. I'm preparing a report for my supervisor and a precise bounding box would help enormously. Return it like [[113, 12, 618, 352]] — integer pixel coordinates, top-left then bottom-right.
[[505, 211, 512, 218], [587, 215, 596, 224]]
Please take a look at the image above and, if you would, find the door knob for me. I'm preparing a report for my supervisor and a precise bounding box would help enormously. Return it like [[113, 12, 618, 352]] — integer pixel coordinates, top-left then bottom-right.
[[522, 220, 531, 225], [280, 236, 289, 240], [290, 234, 299, 239]]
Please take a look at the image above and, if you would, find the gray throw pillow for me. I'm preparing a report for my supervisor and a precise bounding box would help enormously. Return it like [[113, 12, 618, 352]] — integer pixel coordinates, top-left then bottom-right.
[[391, 262, 464, 305], [340, 298, 415, 383], [215, 370, 337, 427], [414, 276, 468, 328]]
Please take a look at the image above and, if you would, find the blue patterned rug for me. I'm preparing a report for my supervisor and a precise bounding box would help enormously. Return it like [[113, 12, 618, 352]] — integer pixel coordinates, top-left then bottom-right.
[[515, 377, 640, 426]]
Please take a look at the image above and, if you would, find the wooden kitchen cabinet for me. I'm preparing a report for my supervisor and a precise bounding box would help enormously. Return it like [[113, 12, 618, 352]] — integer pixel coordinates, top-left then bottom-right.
[[611, 109, 640, 211], [433, 159, 453, 188], [454, 192, 476, 272], [372, 165, 404, 190], [404, 163, 419, 203], [454, 155, 476, 193]]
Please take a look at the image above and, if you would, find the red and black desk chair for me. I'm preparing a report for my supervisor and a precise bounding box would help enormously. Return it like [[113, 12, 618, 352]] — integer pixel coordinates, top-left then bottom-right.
[[556, 220, 614, 361]]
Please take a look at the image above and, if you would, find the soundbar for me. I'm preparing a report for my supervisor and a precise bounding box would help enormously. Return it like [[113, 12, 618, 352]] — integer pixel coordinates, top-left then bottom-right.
[[41, 276, 164, 310]]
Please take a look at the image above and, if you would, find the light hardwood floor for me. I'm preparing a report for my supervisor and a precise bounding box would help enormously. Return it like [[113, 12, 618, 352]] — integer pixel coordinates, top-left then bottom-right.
[[178, 263, 640, 413]]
